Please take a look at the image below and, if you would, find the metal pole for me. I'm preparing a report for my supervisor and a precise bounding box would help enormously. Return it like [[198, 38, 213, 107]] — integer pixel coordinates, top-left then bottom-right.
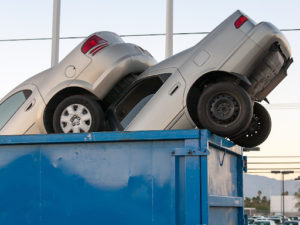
[[51, 0, 61, 67], [165, 0, 173, 59], [283, 173, 285, 217], [281, 173, 283, 216]]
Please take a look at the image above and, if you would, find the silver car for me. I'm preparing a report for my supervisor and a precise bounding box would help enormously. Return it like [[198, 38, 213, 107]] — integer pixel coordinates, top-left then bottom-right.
[[106, 10, 293, 147], [254, 221, 276, 225], [284, 221, 300, 225], [0, 32, 156, 135]]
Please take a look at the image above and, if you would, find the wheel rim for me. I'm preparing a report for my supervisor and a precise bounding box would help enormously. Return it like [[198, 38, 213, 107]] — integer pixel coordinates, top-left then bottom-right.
[[244, 114, 261, 138], [208, 94, 240, 126], [60, 104, 92, 133]]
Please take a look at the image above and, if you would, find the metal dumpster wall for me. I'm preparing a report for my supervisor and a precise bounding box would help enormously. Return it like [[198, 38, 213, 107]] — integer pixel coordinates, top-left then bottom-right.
[[0, 130, 243, 225]]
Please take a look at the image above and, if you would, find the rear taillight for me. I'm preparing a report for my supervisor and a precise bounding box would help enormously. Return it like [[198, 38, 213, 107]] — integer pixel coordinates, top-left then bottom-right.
[[90, 43, 110, 56], [81, 35, 107, 54], [235, 15, 248, 29]]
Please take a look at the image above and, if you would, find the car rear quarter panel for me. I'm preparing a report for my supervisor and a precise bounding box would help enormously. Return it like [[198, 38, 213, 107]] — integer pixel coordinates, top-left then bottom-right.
[[181, 11, 249, 106], [73, 43, 156, 99], [37, 43, 92, 104], [219, 37, 263, 77]]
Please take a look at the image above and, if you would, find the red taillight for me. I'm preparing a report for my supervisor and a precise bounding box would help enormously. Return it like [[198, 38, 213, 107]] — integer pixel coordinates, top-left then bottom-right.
[[81, 35, 107, 54], [235, 15, 248, 29], [90, 43, 109, 56]]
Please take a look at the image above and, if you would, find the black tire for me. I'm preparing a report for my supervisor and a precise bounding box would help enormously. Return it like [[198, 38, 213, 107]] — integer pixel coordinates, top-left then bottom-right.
[[53, 95, 104, 133], [233, 102, 271, 148], [197, 82, 253, 137]]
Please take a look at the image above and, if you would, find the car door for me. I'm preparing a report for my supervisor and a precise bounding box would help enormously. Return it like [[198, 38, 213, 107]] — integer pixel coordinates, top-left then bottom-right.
[[0, 84, 45, 135], [124, 70, 192, 131]]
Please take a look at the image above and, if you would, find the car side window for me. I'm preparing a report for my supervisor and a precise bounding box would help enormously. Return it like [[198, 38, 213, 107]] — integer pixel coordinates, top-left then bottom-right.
[[0, 90, 32, 130], [114, 77, 163, 129]]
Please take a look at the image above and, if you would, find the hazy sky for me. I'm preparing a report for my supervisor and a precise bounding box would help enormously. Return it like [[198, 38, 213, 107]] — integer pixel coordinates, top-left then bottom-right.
[[0, 0, 299, 180]]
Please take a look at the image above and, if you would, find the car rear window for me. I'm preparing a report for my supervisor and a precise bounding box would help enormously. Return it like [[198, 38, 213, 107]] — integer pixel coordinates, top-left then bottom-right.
[[0, 90, 32, 130], [115, 77, 163, 128], [284, 223, 298, 225]]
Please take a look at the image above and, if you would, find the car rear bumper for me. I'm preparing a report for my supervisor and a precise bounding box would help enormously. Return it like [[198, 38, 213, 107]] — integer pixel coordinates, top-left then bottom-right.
[[249, 22, 291, 59]]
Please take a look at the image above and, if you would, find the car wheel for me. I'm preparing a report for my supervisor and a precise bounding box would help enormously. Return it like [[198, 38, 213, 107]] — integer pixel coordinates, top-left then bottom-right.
[[232, 102, 271, 148], [197, 82, 253, 137], [53, 95, 104, 133]]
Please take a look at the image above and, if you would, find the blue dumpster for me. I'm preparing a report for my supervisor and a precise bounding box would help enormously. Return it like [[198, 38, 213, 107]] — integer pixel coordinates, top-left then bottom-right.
[[0, 130, 244, 225]]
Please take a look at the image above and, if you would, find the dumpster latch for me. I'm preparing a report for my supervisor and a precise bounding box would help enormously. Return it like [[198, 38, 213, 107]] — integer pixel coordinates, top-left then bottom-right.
[[243, 156, 247, 172], [170, 147, 210, 156]]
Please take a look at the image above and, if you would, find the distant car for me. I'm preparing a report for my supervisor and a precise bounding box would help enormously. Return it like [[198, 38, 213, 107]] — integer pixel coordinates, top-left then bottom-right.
[[289, 217, 300, 221], [269, 218, 283, 225], [106, 10, 293, 147], [284, 221, 300, 225], [271, 215, 290, 223], [0, 32, 156, 135], [249, 219, 256, 224], [257, 218, 270, 220], [253, 216, 266, 219], [253, 220, 276, 225]]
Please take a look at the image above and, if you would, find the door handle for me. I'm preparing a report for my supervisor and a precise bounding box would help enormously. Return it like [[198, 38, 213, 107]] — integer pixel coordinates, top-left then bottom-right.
[[25, 99, 36, 111], [169, 82, 181, 95]]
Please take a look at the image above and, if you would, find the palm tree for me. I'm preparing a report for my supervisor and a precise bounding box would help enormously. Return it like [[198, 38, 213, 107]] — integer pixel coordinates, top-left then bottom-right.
[[294, 188, 300, 211], [258, 190, 262, 197]]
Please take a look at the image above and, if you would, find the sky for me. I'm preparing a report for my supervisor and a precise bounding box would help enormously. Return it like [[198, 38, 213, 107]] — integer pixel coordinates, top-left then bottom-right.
[[0, 0, 299, 180]]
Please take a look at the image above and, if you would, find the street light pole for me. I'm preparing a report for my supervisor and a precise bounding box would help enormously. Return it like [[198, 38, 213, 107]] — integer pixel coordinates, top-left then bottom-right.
[[165, 0, 173, 59], [282, 172, 284, 217], [51, 0, 61, 67], [271, 171, 294, 218]]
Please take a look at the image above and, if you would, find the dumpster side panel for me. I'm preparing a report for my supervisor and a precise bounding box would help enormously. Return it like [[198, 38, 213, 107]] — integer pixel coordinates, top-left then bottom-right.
[[0, 145, 41, 224], [209, 207, 239, 225], [206, 131, 244, 225], [0, 140, 185, 225], [0, 130, 243, 225], [207, 145, 238, 197]]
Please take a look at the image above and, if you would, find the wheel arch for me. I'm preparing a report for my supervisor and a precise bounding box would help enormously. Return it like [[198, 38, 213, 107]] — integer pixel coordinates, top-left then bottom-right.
[[43, 87, 101, 133], [186, 70, 250, 128]]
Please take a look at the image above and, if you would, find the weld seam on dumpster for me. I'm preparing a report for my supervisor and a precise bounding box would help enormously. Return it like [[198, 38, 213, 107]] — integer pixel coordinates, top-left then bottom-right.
[[0, 130, 201, 145]]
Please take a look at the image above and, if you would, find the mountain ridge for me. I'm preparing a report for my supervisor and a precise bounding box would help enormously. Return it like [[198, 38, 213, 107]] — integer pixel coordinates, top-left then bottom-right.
[[244, 174, 300, 199]]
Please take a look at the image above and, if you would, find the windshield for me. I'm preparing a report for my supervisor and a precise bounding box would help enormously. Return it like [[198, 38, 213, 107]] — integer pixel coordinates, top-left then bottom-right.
[[254, 222, 270, 225], [0, 90, 31, 130]]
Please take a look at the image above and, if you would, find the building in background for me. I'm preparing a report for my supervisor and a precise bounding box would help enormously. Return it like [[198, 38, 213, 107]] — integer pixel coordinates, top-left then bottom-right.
[[270, 195, 299, 216]]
